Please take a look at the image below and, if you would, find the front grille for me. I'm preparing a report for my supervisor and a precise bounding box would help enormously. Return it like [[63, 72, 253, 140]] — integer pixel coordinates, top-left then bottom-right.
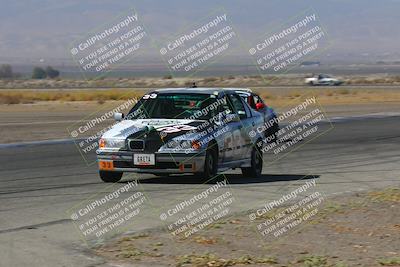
[[129, 139, 144, 150]]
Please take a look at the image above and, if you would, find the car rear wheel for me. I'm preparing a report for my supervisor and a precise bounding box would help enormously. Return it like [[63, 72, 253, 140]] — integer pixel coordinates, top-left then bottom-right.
[[241, 146, 263, 178], [99, 171, 123, 183], [196, 145, 218, 181]]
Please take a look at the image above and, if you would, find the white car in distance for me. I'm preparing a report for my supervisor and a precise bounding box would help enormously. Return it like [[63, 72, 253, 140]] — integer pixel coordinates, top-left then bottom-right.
[[305, 74, 344, 86]]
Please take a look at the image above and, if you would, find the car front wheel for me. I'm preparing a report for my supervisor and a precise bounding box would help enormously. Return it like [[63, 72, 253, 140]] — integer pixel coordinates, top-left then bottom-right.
[[196, 145, 218, 181], [99, 171, 123, 183]]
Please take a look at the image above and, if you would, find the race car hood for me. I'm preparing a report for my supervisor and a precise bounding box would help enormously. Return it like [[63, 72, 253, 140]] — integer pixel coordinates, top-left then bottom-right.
[[101, 118, 204, 140], [101, 118, 208, 152]]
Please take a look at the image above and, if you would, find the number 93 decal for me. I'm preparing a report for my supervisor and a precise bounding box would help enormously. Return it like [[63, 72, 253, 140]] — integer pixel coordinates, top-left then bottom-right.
[[142, 93, 157, 99]]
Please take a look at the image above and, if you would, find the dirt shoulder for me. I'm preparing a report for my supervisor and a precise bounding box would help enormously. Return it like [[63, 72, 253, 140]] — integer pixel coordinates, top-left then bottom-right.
[[95, 187, 400, 267], [1, 86, 400, 105]]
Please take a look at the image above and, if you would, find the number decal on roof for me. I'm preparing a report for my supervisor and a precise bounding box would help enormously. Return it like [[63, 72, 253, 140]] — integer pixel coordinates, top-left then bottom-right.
[[143, 93, 157, 99]]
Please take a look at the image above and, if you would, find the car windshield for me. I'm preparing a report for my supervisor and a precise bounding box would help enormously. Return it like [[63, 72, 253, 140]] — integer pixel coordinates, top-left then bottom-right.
[[319, 74, 331, 78], [126, 93, 218, 120]]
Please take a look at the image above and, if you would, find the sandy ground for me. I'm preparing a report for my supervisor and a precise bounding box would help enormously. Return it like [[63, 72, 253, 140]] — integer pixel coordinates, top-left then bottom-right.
[[95, 188, 400, 267]]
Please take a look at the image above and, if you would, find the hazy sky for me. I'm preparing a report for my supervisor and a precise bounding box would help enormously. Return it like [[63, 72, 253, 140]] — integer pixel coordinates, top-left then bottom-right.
[[1, 0, 400, 63]]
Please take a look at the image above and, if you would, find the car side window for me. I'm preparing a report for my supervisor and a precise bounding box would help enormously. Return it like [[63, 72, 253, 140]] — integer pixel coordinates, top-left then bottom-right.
[[218, 95, 233, 114], [246, 95, 257, 109], [228, 94, 248, 119], [244, 94, 264, 112], [253, 94, 263, 105]]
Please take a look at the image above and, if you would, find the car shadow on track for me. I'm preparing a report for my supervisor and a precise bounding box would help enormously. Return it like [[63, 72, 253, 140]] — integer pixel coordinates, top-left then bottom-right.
[[122, 174, 319, 185]]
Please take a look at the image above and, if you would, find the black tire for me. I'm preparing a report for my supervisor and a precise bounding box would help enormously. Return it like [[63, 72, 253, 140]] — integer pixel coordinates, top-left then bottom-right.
[[241, 146, 263, 178], [196, 145, 218, 180], [99, 171, 123, 183]]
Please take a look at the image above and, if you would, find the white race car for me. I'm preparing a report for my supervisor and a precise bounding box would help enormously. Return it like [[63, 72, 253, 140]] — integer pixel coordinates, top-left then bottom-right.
[[96, 88, 278, 183], [305, 74, 343, 86]]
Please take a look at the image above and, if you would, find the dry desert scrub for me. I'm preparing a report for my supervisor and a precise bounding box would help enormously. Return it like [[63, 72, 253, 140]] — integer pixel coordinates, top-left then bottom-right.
[[253, 88, 400, 107], [1, 87, 400, 107], [2, 73, 400, 90], [0, 89, 146, 104]]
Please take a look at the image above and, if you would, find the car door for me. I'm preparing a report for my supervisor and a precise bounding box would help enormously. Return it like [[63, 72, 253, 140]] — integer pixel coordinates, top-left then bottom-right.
[[218, 95, 239, 163], [226, 93, 253, 161]]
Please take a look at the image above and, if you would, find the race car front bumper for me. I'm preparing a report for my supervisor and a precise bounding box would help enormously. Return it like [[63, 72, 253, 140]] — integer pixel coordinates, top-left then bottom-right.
[[96, 150, 206, 174]]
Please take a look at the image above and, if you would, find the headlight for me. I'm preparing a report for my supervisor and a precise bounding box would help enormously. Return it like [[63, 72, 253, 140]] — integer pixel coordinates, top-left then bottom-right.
[[165, 140, 191, 149], [163, 140, 201, 150], [99, 138, 125, 149]]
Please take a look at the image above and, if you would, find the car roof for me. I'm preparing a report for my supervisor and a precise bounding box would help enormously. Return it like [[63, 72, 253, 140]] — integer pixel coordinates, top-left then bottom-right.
[[152, 87, 252, 95]]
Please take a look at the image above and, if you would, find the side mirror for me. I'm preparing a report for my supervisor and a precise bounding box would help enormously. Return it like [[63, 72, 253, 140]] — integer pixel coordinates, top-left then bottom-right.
[[114, 112, 124, 121], [256, 103, 265, 110]]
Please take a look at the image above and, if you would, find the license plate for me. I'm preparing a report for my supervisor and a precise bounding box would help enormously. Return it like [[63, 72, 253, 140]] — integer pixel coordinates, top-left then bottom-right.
[[133, 154, 155, 166]]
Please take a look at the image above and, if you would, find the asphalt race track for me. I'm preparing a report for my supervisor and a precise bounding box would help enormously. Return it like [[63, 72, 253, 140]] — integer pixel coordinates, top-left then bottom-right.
[[0, 116, 399, 266]]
